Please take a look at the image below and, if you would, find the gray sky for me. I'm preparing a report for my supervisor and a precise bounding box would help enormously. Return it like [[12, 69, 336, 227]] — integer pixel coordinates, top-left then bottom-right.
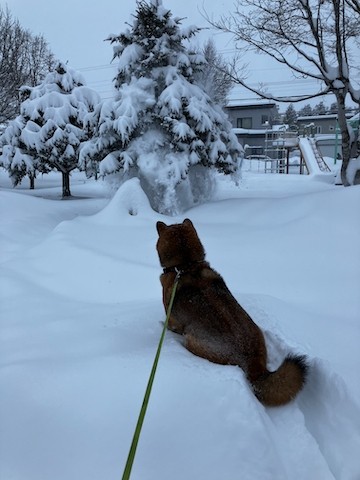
[[9, 0, 239, 97], [7, 0, 357, 109]]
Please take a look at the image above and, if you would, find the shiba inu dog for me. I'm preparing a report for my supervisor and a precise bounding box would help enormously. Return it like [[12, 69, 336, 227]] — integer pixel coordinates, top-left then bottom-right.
[[156, 218, 307, 406]]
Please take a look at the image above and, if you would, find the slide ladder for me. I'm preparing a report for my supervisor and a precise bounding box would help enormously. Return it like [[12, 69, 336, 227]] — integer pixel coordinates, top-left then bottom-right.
[[308, 138, 331, 173], [298, 137, 332, 175]]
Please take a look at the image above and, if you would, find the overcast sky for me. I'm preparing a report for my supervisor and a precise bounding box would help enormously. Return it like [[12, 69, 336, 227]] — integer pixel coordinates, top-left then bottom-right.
[[7, 0, 359, 109]]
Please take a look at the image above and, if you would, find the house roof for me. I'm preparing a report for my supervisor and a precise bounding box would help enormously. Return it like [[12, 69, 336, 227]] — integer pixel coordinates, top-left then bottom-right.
[[226, 98, 277, 108], [297, 113, 353, 121]]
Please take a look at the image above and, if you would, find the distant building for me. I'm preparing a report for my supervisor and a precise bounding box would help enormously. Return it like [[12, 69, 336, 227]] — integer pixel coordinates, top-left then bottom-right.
[[298, 113, 340, 135], [296, 112, 357, 158], [225, 100, 358, 160], [224, 99, 280, 155], [225, 99, 279, 129], [297, 112, 356, 135]]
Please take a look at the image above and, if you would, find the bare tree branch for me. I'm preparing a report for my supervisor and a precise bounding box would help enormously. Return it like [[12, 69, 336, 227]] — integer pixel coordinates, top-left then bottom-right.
[[345, 0, 360, 14], [226, 59, 330, 103], [0, 6, 55, 124]]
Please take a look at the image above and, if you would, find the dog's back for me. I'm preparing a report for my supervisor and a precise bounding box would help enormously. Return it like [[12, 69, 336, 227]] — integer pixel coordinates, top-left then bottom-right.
[[156, 219, 307, 406]]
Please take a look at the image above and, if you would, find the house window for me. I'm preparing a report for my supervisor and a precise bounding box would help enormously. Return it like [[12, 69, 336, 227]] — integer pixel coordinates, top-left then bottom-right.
[[261, 115, 269, 125], [237, 117, 252, 129]]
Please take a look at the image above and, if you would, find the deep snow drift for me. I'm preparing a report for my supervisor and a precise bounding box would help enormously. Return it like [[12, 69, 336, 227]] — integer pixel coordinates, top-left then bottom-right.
[[0, 170, 360, 480]]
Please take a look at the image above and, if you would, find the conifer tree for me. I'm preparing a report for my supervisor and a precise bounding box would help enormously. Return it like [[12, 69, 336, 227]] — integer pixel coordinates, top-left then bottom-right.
[[80, 0, 241, 215], [312, 101, 327, 116], [283, 104, 297, 127], [0, 62, 100, 196], [298, 104, 313, 117]]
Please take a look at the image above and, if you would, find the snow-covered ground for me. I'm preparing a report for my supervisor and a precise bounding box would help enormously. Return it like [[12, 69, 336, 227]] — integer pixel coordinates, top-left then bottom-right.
[[1, 170, 360, 480]]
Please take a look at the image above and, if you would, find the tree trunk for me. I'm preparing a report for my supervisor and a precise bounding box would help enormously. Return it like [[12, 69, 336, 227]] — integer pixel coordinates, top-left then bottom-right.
[[62, 171, 71, 197], [29, 174, 35, 190], [336, 92, 353, 187]]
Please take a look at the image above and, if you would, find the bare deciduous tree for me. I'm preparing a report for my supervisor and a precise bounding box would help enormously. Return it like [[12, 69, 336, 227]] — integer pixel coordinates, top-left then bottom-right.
[[205, 0, 360, 185], [194, 38, 233, 106], [26, 33, 55, 87], [0, 6, 55, 124]]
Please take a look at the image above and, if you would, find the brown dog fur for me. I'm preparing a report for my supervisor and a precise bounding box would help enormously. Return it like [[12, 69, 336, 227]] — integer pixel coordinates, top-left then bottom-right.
[[156, 218, 307, 407]]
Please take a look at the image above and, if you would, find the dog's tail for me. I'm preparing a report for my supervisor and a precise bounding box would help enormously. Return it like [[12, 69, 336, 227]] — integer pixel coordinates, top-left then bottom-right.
[[250, 355, 308, 406]]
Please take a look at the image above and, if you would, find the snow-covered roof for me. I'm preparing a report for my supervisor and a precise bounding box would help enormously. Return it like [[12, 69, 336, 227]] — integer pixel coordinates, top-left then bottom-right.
[[297, 113, 353, 121], [233, 127, 273, 135], [226, 98, 276, 108]]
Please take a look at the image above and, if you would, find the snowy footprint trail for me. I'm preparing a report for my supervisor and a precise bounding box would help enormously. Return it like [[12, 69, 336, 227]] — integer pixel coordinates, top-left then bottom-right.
[[264, 351, 360, 480], [298, 359, 360, 480], [243, 293, 360, 480], [155, 333, 336, 480], [226, 294, 360, 480]]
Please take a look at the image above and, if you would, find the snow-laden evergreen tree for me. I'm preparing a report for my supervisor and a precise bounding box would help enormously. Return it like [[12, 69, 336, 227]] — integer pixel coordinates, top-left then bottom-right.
[[0, 62, 100, 196], [80, 0, 241, 215]]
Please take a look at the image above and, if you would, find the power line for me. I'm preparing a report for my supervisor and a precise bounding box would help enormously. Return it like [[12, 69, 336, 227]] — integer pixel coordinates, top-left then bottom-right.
[[75, 63, 116, 72], [75, 62, 343, 105], [78, 62, 321, 88]]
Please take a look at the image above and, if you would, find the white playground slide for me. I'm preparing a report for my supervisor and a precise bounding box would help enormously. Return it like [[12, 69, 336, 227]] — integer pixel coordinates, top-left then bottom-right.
[[298, 137, 332, 176]]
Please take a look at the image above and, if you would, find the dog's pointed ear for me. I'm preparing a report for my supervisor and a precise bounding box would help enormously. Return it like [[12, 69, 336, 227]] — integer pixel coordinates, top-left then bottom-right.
[[183, 218, 194, 229], [156, 221, 167, 235]]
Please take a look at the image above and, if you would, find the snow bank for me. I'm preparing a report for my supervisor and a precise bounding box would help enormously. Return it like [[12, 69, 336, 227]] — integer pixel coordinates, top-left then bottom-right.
[[93, 178, 156, 223], [1, 171, 359, 480], [347, 156, 360, 185]]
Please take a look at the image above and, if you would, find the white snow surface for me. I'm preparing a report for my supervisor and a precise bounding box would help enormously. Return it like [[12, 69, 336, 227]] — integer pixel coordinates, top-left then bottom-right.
[[1, 170, 360, 480]]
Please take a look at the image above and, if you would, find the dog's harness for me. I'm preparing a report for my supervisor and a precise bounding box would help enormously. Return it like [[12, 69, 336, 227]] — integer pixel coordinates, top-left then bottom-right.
[[162, 259, 208, 276]]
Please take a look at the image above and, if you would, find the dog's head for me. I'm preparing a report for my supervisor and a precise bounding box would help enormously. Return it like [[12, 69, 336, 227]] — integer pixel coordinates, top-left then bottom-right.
[[156, 218, 205, 269]]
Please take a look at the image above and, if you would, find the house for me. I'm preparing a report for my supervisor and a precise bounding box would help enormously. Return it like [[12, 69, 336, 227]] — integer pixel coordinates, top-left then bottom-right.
[[297, 112, 358, 158], [224, 99, 281, 156], [225, 99, 279, 130], [224, 99, 279, 154], [297, 113, 339, 135], [297, 112, 356, 135]]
